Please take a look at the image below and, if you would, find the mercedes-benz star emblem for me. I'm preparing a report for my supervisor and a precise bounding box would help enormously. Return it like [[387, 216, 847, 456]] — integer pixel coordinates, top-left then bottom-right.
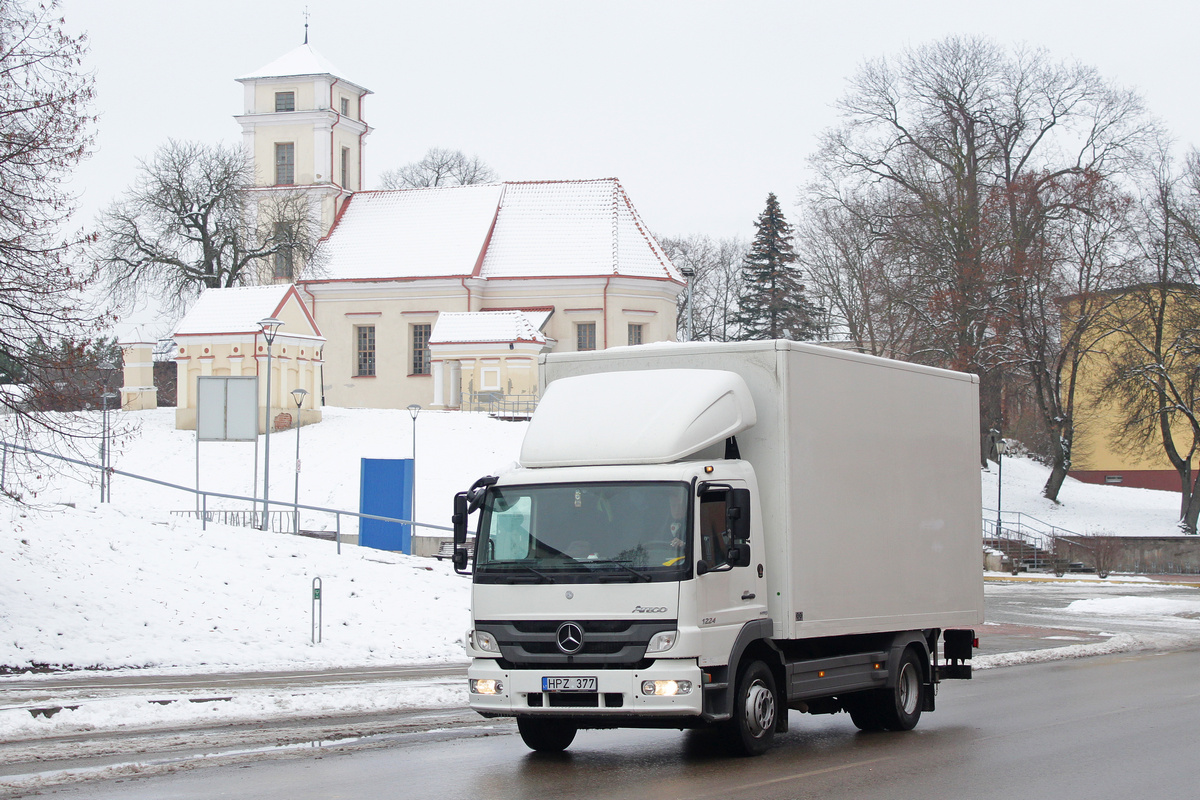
[[556, 622, 584, 654]]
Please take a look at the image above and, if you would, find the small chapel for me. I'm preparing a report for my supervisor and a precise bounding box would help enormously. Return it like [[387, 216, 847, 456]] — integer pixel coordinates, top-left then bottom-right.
[[146, 41, 684, 430]]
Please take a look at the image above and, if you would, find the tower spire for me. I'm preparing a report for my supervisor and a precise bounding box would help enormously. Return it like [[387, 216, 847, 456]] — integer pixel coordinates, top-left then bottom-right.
[[303, 6, 310, 44]]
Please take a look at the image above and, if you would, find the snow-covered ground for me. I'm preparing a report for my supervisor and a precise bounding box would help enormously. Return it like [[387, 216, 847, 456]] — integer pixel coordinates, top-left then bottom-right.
[[1, 407, 1198, 745], [980, 449, 1193, 537]]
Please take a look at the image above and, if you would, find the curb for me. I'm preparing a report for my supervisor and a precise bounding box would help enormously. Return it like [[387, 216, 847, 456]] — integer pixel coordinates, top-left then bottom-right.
[[985, 574, 1200, 588]]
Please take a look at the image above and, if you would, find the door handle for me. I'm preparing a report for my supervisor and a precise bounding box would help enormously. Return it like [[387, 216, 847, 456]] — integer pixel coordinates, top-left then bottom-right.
[[741, 591, 756, 600]]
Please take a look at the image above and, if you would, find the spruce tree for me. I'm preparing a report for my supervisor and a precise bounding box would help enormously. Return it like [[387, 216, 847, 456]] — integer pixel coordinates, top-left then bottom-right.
[[734, 193, 821, 340]]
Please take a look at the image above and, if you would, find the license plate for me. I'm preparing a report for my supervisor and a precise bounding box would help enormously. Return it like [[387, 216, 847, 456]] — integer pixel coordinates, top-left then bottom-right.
[[542, 676, 597, 692]]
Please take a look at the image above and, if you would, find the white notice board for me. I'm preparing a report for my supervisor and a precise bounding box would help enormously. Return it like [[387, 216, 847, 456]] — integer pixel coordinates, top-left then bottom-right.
[[197, 376, 259, 442]]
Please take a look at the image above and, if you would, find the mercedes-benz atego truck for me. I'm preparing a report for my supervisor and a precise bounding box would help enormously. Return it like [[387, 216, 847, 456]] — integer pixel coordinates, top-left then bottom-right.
[[451, 340, 983, 755]]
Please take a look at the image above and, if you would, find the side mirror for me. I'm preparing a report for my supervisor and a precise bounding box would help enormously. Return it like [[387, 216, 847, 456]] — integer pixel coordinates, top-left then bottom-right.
[[727, 488, 752, 567], [726, 543, 751, 567], [466, 475, 498, 512], [452, 492, 471, 574]]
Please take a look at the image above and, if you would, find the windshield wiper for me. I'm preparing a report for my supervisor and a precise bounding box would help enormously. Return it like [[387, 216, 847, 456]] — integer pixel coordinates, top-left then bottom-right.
[[484, 561, 555, 583], [587, 559, 653, 582]]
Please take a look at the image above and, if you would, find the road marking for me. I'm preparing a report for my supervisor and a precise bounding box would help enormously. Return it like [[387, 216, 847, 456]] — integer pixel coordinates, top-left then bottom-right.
[[693, 756, 894, 797]]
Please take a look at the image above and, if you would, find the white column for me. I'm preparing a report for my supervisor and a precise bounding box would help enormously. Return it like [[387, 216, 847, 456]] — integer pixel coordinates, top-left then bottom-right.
[[431, 360, 445, 408], [175, 359, 190, 409], [449, 360, 463, 409]]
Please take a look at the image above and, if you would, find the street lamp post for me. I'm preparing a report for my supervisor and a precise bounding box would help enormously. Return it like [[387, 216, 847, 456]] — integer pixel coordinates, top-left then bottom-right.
[[100, 391, 118, 502], [994, 433, 1007, 542], [291, 388, 308, 534], [680, 266, 696, 342], [407, 404, 421, 545], [258, 317, 284, 530]]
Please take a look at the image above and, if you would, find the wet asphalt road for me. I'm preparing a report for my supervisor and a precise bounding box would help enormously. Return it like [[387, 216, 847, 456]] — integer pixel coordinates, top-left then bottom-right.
[[19, 578, 1200, 800], [39, 646, 1200, 800]]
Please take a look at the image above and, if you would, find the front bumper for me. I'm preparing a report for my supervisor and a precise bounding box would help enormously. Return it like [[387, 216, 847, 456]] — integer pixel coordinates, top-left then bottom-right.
[[467, 658, 704, 718]]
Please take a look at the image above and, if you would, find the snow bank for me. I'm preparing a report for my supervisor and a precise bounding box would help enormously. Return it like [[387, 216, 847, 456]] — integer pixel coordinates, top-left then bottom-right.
[[981, 453, 1187, 537], [0, 500, 471, 671]]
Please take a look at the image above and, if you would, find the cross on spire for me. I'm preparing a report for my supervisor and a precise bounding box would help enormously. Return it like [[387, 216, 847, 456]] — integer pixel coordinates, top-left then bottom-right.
[[303, 6, 310, 44]]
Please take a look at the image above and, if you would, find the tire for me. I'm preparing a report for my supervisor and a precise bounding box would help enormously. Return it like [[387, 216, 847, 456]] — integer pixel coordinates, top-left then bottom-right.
[[878, 648, 925, 731], [721, 660, 778, 756], [516, 717, 577, 752], [843, 693, 885, 731]]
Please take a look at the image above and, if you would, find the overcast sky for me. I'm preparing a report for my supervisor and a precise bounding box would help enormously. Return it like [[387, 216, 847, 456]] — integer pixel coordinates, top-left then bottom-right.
[[63, 0, 1200, 243]]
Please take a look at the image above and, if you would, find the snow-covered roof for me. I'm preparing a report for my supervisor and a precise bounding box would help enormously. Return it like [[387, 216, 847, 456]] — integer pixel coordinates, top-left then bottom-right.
[[429, 311, 547, 345], [173, 285, 310, 337], [480, 180, 678, 280], [238, 43, 362, 89], [316, 185, 504, 280], [309, 179, 682, 284]]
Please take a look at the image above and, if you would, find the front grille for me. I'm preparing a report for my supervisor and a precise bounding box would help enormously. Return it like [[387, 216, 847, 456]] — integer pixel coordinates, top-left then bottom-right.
[[476, 619, 675, 668], [548, 692, 599, 708], [526, 691, 624, 708]]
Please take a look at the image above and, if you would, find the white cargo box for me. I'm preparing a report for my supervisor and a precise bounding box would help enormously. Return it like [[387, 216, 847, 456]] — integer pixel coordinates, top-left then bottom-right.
[[539, 340, 984, 641]]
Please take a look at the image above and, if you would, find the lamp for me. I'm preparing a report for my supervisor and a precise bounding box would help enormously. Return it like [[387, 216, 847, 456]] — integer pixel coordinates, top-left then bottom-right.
[[100, 391, 119, 502], [408, 404, 421, 545], [680, 266, 696, 342], [291, 388, 308, 533], [258, 317, 284, 530]]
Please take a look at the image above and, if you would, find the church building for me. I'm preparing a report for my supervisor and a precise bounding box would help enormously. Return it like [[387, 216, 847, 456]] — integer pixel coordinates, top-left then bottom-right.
[[165, 41, 684, 421]]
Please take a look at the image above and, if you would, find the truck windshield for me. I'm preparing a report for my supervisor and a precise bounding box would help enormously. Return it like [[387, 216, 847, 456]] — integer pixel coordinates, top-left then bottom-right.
[[474, 482, 691, 583]]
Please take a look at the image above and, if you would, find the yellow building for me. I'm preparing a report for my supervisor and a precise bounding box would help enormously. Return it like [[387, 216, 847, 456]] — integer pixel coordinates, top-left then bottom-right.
[[1067, 285, 1198, 491]]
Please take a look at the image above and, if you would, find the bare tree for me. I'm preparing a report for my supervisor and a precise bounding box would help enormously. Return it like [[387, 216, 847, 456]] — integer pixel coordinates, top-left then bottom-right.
[[810, 35, 1151, 457], [659, 234, 747, 341], [1009, 171, 1136, 500], [0, 2, 106, 421], [378, 148, 498, 189], [798, 187, 921, 357], [94, 140, 321, 315], [1103, 153, 1200, 533], [0, 0, 134, 503]]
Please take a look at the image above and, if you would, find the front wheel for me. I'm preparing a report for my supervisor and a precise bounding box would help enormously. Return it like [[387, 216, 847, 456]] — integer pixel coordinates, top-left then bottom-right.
[[516, 717, 577, 752], [721, 660, 778, 756]]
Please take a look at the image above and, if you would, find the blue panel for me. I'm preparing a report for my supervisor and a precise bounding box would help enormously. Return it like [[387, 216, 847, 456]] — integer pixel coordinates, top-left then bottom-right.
[[359, 458, 413, 552]]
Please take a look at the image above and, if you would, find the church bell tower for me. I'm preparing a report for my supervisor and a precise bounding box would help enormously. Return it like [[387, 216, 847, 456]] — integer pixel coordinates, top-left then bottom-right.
[[234, 42, 371, 237]]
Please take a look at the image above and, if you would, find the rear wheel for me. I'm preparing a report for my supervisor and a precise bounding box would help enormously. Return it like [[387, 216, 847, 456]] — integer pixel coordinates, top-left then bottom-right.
[[721, 660, 778, 756], [516, 717, 577, 752], [879, 648, 925, 731], [845, 648, 927, 732], [843, 693, 885, 731]]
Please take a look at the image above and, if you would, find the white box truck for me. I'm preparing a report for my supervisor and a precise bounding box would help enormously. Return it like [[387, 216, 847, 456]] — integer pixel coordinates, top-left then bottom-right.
[[451, 340, 983, 755]]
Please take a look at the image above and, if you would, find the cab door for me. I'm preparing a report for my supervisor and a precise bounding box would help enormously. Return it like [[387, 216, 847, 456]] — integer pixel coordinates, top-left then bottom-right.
[[695, 482, 766, 666]]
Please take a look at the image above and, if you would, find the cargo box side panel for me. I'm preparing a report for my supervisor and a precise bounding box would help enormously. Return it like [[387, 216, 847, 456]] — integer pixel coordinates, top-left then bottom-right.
[[781, 345, 983, 639]]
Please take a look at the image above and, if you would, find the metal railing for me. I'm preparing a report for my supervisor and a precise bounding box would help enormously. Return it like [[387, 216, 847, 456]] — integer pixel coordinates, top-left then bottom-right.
[[461, 391, 538, 418], [982, 510, 1085, 573], [169, 509, 296, 533], [0, 440, 451, 555]]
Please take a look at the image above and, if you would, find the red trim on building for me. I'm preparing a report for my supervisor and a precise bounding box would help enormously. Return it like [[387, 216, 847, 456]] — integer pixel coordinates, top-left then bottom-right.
[[1069, 470, 1184, 492]]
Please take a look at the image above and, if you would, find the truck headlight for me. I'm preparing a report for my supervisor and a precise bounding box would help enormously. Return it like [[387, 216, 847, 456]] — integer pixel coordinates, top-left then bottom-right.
[[641, 680, 692, 696], [472, 630, 500, 654], [645, 630, 678, 654], [470, 679, 503, 695]]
